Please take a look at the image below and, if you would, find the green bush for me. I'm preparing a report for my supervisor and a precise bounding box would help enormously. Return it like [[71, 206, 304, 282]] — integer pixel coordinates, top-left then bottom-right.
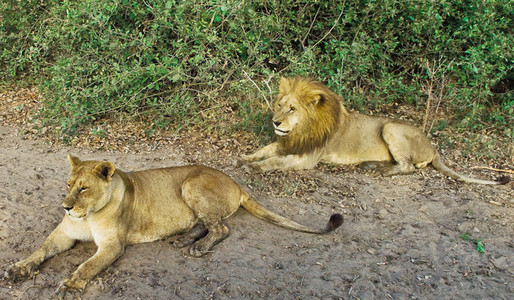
[[0, 0, 512, 136]]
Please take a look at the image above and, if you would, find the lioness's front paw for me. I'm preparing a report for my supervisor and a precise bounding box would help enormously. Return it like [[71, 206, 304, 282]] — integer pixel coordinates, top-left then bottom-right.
[[56, 278, 86, 300], [4, 263, 36, 283]]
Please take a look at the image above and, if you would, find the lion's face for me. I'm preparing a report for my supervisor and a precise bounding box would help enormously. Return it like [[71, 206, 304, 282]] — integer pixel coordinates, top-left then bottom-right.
[[62, 155, 115, 219], [270, 77, 342, 155], [272, 77, 325, 138], [272, 94, 305, 137]]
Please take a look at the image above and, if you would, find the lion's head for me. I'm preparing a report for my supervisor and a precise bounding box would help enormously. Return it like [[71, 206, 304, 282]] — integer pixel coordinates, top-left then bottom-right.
[[272, 77, 344, 155], [62, 154, 116, 219]]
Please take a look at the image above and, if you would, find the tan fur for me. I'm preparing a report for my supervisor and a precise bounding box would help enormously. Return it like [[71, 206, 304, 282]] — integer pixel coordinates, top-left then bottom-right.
[[6, 155, 342, 298], [241, 77, 509, 185]]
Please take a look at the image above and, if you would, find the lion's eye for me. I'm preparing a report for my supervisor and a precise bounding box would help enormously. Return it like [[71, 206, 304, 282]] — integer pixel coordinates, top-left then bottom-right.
[[289, 106, 295, 112], [79, 187, 88, 193], [66, 183, 70, 189]]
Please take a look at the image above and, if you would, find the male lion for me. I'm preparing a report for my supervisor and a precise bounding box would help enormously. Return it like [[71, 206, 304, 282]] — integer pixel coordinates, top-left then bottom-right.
[[240, 77, 510, 185], [5, 155, 343, 298]]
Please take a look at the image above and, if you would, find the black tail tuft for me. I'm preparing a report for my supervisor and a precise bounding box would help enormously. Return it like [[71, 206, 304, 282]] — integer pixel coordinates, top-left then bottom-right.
[[497, 176, 511, 185], [325, 213, 344, 232]]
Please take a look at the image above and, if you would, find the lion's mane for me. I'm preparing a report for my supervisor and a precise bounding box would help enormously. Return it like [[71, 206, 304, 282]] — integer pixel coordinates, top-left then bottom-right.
[[277, 77, 343, 155]]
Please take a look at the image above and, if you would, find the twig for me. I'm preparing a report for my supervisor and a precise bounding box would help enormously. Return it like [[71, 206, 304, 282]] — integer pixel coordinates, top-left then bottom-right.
[[470, 166, 514, 174], [301, 4, 321, 49], [20, 284, 44, 297], [280, 2, 346, 74], [263, 74, 274, 95], [142, 0, 153, 10], [311, 5, 345, 50], [422, 56, 453, 133], [242, 70, 272, 111], [428, 71, 445, 133], [422, 60, 434, 133]]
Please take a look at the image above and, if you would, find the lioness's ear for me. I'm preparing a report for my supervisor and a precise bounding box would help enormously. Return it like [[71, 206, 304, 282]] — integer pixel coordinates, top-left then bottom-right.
[[93, 161, 116, 181], [68, 154, 82, 168]]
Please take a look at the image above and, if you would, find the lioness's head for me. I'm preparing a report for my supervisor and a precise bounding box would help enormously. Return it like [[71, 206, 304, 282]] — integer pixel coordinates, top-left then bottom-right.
[[273, 77, 343, 154], [62, 155, 116, 219]]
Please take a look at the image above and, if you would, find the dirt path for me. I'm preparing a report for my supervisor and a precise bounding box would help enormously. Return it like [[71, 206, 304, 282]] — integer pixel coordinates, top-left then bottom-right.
[[0, 122, 512, 299]]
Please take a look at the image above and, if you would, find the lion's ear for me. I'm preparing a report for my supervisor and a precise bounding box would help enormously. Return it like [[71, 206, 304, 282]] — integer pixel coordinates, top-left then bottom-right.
[[93, 161, 116, 181], [68, 154, 82, 168], [311, 94, 321, 106], [278, 77, 290, 94], [309, 90, 325, 106]]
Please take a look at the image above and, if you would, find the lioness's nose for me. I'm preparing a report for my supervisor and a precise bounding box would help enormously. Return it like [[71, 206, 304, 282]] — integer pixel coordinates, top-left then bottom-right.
[[273, 121, 282, 127]]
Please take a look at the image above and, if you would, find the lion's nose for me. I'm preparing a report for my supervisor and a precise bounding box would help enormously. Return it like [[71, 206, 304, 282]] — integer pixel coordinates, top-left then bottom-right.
[[273, 121, 282, 127]]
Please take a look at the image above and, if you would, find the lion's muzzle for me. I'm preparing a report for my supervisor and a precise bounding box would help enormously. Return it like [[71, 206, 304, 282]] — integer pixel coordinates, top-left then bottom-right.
[[274, 129, 290, 136], [273, 122, 290, 136]]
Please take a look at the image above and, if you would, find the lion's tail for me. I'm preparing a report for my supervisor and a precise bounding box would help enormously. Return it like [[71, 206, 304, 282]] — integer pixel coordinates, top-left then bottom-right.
[[240, 191, 343, 234], [432, 154, 510, 185]]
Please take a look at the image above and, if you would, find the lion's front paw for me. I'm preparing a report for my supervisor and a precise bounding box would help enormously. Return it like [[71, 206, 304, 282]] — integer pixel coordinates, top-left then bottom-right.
[[243, 162, 263, 172], [240, 154, 253, 161], [56, 278, 86, 300], [232, 156, 265, 172], [4, 263, 36, 283], [232, 156, 246, 168]]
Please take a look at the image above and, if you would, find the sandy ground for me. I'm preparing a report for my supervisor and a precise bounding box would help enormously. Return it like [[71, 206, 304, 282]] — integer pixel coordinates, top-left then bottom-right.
[[0, 121, 512, 300]]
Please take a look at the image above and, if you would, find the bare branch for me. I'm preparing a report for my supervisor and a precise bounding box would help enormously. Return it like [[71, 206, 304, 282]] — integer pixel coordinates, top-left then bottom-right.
[[242, 70, 272, 111]]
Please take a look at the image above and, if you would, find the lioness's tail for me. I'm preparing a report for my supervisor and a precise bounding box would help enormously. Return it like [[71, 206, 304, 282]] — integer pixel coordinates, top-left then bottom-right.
[[240, 191, 343, 234], [432, 155, 510, 185]]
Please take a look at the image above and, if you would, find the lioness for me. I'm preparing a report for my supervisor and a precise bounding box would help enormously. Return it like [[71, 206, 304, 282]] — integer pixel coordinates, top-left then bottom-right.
[[5, 155, 343, 298], [241, 77, 510, 185]]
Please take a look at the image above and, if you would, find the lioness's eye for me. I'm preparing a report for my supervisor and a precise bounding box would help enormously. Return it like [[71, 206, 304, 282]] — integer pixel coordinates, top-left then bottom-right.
[[79, 187, 88, 193], [66, 183, 70, 189], [289, 106, 295, 112]]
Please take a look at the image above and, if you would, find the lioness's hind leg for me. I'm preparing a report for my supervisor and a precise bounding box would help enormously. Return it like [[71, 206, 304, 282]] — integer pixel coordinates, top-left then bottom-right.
[[181, 171, 240, 256], [189, 220, 229, 257], [172, 223, 208, 248]]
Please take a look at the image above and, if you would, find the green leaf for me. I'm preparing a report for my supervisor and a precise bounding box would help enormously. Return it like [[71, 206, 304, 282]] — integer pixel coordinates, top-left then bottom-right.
[[171, 73, 181, 82]]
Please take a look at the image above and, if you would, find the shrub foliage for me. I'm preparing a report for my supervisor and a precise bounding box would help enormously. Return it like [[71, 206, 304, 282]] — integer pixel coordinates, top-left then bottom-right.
[[1, 0, 512, 136]]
